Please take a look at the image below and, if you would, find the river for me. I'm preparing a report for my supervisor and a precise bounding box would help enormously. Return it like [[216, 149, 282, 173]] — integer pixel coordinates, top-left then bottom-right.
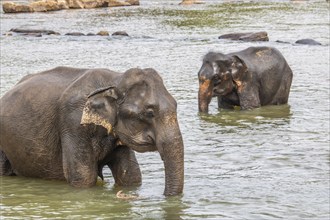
[[0, 0, 329, 219]]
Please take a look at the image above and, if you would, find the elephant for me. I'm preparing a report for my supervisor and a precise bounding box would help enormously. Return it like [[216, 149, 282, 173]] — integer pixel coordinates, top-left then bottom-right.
[[0, 67, 184, 196], [198, 46, 293, 113]]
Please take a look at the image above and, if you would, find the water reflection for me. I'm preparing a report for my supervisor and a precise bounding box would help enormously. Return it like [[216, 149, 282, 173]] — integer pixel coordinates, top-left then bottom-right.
[[199, 105, 292, 126], [160, 196, 188, 220], [0, 175, 141, 219]]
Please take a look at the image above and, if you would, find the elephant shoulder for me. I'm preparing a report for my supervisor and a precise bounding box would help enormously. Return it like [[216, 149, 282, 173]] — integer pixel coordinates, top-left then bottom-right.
[[61, 68, 119, 94], [15, 66, 88, 86]]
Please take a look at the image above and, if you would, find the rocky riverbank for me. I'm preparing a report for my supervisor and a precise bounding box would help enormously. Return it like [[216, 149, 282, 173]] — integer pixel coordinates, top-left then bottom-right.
[[2, 0, 139, 13]]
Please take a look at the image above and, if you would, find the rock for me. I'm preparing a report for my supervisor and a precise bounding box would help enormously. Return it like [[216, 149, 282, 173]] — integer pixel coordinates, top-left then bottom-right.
[[2, 2, 33, 13], [219, 31, 269, 42], [22, 33, 43, 37], [87, 33, 96, 36], [179, 0, 204, 5], [57, 0, 69, 9], [65, 0, 85, 9], [295, 39, 322, 45], [10, 28, 60, 35], [107, 0, 131, 7], [30, 0, 63, 12], [2, 0, 140, 13], [65, 32, 85, 36], [97, 31, 110, 36], [82, 0, 107, 8], [276, 40, 291, 44], [239, 32, 269, 42], [2, 0, 68, 13], [125, 0, 139, 5], [112, 31, 129, 36]]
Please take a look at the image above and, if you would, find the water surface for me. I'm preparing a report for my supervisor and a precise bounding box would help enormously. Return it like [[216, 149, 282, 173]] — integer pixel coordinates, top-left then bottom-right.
[[0, 0, 329, 219]]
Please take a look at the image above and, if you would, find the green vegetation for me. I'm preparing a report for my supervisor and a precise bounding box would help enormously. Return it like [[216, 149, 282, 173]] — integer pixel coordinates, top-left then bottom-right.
[[98, 2, 315, 29]]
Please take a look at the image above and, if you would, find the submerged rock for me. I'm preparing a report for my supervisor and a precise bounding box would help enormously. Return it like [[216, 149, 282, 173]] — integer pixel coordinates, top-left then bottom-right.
[[7, 28, 116, 37], [218, 31, 269, 42], [276, 40, 291, 44], [112, 31, 129, 36], [10, 28, 60, 35], [295, 39, 322, 45], [65, 32, 85, 36]]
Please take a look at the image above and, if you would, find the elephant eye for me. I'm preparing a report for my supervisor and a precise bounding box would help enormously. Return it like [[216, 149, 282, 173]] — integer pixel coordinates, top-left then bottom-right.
[[144, 108, 155, 118], [213, 74, 221, 86]]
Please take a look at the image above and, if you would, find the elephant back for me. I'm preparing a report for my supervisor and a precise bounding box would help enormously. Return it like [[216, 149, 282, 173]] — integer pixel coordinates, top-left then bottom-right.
[[230, 46, 289, 77]]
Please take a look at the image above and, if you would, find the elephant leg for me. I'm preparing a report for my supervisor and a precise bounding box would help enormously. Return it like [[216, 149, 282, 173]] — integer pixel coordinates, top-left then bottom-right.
[[218, 96, 235, 109], [61, 136, 98, 187], [271, 67, 292, 105], [238, 88, 261, 110], [107, 145, 142, 186], [228, 83, 260, 110], [0, 150, 15, 176]]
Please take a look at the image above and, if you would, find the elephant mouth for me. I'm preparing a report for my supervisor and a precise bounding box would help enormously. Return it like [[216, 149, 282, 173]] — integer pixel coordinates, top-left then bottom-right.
[[115, 132, 156, 153], [212, 91, 219, 97], [212, 89, 226, 96]]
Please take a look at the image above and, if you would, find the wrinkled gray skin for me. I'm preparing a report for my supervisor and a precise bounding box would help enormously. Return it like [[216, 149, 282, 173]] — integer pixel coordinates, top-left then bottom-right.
[[0, 67, 184, 196], [198, 46, 293, 113]]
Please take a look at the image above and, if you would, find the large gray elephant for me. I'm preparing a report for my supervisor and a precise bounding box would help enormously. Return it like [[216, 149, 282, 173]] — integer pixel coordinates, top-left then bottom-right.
[[198, 46, 293, 113], [0, 67, 184, 196]]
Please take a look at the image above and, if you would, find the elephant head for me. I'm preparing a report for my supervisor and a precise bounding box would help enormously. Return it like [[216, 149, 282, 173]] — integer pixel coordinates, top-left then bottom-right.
[[81, 68, 184, 196], [198, 52, 248, 113]]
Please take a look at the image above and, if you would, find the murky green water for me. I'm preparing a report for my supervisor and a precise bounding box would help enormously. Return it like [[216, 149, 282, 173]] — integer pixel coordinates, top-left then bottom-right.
[[0, 0, 329, 219]]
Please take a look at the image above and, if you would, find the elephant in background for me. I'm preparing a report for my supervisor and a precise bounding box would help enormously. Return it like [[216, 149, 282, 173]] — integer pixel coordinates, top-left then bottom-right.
[[0, 67, 184, 196], [198, 46, 293, 113]]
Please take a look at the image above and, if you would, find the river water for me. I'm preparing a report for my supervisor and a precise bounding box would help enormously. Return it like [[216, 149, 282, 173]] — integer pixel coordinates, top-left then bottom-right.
[[0, 0, 329, 219]]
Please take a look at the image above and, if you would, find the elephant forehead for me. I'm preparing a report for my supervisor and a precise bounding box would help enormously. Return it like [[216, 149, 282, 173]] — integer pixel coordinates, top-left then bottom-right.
[[199, 62, 223, 78], [199, 63, 212, 76]]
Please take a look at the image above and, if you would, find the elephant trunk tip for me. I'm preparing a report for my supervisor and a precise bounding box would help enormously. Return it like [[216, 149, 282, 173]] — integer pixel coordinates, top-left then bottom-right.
[[164, 179, 184, 196]]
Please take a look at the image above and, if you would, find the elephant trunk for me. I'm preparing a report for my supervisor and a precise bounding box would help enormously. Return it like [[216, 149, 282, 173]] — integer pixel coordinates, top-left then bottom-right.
[[157, 114, 184, 196], [198, 79, 213, 113]]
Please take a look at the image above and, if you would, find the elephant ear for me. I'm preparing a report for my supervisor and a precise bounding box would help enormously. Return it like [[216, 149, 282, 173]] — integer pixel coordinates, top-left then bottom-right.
[[80, 86, 119, 134], [231, 55, 248, 81]]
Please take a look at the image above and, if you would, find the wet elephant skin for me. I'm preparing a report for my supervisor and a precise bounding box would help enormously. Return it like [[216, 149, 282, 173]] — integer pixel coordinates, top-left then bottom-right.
[[0, 67, 184, 196]]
